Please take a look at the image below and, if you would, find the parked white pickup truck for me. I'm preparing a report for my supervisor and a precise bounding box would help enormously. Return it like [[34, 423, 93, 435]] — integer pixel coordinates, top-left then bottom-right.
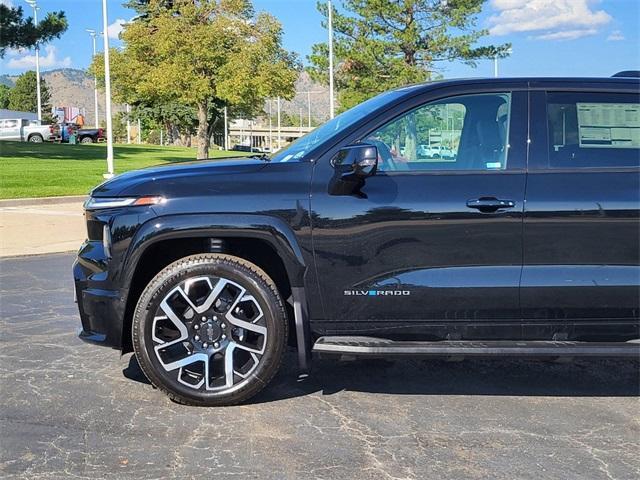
[[0, 118, 60, 142]]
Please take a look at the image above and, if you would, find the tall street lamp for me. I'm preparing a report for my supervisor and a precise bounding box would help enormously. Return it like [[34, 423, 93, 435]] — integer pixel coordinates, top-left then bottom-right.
[[24, 0, 42, 122], [327, 0, 335, 119], [101, 0, 115, 178], [494, 47, 513, 78], [86, 29, 99, 128]]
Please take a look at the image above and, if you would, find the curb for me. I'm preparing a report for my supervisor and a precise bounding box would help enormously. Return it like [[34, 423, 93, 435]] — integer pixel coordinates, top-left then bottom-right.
[[0, 195, 87, 208], [0, 250, 77, 259]]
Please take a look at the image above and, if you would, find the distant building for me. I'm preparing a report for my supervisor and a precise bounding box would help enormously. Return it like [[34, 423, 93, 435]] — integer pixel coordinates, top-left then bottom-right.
[[0, 109, 37, 121]]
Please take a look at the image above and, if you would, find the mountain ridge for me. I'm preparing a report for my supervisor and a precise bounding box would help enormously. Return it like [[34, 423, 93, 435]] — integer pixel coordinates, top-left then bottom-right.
[[0, 68, 331, 124]]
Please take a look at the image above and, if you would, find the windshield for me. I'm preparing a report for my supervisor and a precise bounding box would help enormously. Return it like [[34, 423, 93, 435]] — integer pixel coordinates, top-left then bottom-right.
[[269, 88, 411, 163]]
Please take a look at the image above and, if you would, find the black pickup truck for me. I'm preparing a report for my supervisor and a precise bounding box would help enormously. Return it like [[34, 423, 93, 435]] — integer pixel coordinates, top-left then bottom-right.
[[61, 123, 105, 143], [77, 127, 104, 143], [74, 75, 640, 406]]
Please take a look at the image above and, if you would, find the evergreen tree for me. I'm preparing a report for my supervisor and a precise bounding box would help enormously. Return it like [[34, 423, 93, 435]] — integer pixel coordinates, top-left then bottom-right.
[[0, 5, 67, 57], [308, 0, 510, 110], [7, 71, 52, 120], [0, 84, 11, 109]]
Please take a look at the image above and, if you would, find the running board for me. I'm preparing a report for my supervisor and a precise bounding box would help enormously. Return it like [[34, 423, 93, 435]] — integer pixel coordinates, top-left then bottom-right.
[[312, 336, 640, 358]]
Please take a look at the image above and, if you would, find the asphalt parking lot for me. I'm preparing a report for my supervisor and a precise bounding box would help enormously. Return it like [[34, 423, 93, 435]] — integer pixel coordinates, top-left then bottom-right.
[[1, 252, 639, 480]]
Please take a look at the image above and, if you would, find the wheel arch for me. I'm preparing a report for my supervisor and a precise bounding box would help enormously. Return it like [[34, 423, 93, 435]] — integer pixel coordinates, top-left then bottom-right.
[[119, 214, 311, 372]]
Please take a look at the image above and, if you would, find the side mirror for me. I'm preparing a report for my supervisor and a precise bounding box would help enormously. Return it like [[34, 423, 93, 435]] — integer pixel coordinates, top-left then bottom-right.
[[332, 144, 378, 178], [328, 144, 378, 197]]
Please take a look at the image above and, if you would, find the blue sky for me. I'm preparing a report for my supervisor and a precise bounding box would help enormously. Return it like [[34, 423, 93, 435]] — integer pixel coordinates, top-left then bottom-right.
[[1, 0, 639, 78]]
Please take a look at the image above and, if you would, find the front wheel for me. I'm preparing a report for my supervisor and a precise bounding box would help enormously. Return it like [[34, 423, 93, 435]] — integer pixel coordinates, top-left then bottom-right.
[[132, 254, 287, 406], [80, 136, 94, 144]]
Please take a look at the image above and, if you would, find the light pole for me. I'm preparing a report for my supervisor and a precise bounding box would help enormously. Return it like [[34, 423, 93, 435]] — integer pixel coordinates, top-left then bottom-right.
[[494, 48, 513, 78], [304, 90, 323, 128], [101, 0, 114, 178], [126, 104, 131, 144], [277, 97, 281, 150], [86, 29, 99, 128], [25, 0, 41, 122], [268, 100, 273, 152], [307, 90, 311, 128], [327, 0, 335, 119], [224, 106, 229, 150]]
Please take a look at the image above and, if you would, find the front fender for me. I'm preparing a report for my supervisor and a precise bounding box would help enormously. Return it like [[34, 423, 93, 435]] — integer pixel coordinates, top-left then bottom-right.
[[121, 213, 307, 291], [119, 212, 312, 372]]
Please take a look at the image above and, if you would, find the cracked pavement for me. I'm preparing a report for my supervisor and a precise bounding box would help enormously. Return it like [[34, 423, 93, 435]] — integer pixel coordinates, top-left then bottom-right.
[[1, 253, 639, 479]]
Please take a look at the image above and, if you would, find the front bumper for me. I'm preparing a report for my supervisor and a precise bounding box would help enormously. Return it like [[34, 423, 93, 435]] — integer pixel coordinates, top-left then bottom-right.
[[73, 241, 126, 349]]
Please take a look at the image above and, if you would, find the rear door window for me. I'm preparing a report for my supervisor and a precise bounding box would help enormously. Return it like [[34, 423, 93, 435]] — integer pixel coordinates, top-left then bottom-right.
[[546, 92, 640, 168]]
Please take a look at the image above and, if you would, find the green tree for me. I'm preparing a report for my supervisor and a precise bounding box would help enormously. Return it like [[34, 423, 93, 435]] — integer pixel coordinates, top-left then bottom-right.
[[130, 101, 207, 146], [0, 84, 11, 109], [0, 5, 67, 57], [92, 0, 299, 159], [7, 70, 52, 119], [308, 0, 510, 110]]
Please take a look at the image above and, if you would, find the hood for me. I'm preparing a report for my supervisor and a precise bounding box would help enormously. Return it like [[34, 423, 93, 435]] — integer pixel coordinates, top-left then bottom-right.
[[91, 157, 268, 197]]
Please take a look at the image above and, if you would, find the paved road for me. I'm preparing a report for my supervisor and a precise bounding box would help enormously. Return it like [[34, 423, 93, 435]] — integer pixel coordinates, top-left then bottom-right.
[[1, 253, 639, 480]]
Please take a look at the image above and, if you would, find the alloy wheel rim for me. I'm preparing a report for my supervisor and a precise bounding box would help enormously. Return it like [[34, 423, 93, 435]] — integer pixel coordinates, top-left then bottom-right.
[[151, 275, 268, 392]]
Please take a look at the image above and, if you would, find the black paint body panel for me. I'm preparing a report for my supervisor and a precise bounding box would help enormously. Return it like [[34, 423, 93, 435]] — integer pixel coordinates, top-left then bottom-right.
[[73, 77, 640, 351]]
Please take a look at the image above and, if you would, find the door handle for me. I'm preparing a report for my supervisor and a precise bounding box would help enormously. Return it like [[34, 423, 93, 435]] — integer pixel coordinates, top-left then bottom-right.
[[466, 197, 515, 212]]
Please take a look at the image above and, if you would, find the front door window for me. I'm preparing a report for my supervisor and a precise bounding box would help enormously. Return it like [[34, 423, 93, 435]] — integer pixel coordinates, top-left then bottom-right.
[[366, 93, 512, 172]]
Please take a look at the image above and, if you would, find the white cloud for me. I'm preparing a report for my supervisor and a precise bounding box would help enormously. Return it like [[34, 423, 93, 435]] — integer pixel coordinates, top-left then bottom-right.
[[0, 0, 14, 7], [607, 30, 625, 41], [107, 18, 127, 39], [7, 45, 71, 69], [5, 47, 25, 57], [534, 28, 598, 41], [488, 0, 611, 40]]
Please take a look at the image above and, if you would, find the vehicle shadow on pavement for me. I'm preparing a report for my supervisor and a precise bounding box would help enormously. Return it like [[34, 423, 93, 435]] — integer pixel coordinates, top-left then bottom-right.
[[123, 350, 640, 405]]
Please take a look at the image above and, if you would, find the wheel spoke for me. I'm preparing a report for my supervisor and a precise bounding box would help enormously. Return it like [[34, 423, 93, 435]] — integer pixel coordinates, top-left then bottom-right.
[[227, 316, 267, 336], [163, 352, 209, 372], [161, 286, 196, 335], [195, 277, 232, 313], [153, 290, 190, 357], [226, 295, 265, 333], [223, 342, 236, 389], [234, 353, 260, 379], [151, 315, 168, 344]]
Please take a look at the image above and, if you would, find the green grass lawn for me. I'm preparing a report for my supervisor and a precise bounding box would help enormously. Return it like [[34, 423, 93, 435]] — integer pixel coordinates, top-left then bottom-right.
[[0, 142, 247, 199]]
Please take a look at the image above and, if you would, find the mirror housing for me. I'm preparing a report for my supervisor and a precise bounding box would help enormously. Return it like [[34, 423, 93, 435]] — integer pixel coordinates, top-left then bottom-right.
[[329, 144, 378, 197], [332, 144, 378, 178]]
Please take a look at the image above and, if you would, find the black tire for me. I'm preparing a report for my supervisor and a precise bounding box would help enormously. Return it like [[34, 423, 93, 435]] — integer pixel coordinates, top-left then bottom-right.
[[132, 254, 287, 406], [28, 134, 43, 143], [80, 136, 94, 144]]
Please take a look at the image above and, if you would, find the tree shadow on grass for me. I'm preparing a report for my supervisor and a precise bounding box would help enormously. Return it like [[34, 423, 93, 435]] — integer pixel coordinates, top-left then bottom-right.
[[2, 141, 250, 164]]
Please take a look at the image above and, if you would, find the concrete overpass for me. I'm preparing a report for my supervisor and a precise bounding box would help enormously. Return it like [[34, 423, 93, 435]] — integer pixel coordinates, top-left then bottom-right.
[[227, 125, 315, 150]]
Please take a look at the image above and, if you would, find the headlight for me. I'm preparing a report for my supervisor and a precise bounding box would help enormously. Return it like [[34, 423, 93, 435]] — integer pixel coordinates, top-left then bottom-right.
[[84, 196, 165, 209]]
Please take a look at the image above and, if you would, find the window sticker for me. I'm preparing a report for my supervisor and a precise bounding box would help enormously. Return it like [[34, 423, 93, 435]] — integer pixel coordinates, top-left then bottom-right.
[[577, 103, 640, 148]]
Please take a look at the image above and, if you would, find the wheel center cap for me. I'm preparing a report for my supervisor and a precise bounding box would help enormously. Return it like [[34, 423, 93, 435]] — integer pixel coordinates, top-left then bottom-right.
[[204, 320, 222, 343]]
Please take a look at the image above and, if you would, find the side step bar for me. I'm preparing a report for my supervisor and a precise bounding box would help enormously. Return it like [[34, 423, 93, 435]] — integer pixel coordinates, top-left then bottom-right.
[[313, 336, 640, 358]]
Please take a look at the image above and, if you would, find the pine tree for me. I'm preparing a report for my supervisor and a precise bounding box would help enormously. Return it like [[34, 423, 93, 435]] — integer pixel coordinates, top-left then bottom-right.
[[7, 71, 52, 120], [0, 5, 67, 57], [308, 0, 510, 110]]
